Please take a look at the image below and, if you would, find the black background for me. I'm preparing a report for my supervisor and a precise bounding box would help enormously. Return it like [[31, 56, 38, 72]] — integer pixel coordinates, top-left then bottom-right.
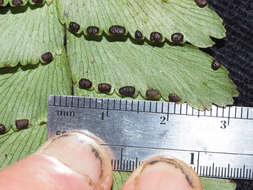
[[208, 0, 253, 107], [207, 0, 253, 189]]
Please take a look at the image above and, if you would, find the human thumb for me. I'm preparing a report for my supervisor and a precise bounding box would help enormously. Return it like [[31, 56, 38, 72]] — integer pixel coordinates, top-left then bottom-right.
[[0, 130, 113, 190]]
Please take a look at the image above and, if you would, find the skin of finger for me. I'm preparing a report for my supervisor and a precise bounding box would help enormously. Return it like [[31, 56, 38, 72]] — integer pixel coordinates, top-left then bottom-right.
[[37, 133, 103, 183], [37, 131, 113, 190], [71, 130, 114, 159], [0, 154, 94, 190], [135, 162, 192, 190], [121, 166, 191, 190], [121, 156, 202, 190]]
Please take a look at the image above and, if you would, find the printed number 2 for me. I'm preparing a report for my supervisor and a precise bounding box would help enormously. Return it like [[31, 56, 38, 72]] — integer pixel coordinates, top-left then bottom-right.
[[160, 115, 169, 125]]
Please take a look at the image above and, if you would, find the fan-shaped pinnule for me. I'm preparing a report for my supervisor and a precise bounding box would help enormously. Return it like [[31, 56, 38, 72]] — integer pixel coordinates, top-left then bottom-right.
[[67, 31, 238, 110], [56, 0, 226, 47]]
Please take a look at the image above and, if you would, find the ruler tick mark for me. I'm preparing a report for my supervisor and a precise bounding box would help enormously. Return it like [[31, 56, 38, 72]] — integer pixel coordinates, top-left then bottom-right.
[[65, 96, 67, 107], [212, 163, 215, 177], [77, 97, 80, 108], [101, 98, 104, 109], [197, 152, 200, 174], [101, 112, 104, 120], [53, 96, 56, 106], [228, 164, 230, 178], [113, 99, 115, 110], [59, 96, 62, 106], [89, 98, 91, 108], [71, 96, 73, 107], [190, 153, 194, 165], [243, 165, 246, 178], [83, 98, 86, 108], [95, 98, 98, 109], [119, 100, 122, 110], [228, 107, 231, 125], [120, 148, 123, 170], [106, 99, 109, 116]]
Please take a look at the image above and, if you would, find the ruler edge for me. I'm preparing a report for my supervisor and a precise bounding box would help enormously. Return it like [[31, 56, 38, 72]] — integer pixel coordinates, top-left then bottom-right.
[[48, 95, 253, 120], [47, 95, 253, 180], [109, 158, 253, 180]]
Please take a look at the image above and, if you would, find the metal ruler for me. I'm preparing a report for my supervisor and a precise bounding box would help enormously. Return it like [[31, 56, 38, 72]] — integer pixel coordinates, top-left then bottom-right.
[[47, 95, 253, 180]]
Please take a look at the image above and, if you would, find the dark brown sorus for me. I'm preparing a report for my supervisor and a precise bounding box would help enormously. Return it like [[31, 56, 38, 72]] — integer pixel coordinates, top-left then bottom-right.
[[87, 26, 99, 35], [41, 52, 53, 63], [98, 83, 112, 94], [135, 30, 143, 39], [109, 25, 126, 36], [150, 32, 163, 43], [32, 0, 43, 4], [0, 0, 4, 5], [146, 89, 161, 100], [119, 86, 135, 97], [12, 0, 23, 6], [69, 22, 80, 33], [168, 93, 181, 102], [171, 33, 184, 44], [194, 0, 208, 8], [0, 124, 6, 135], [211, 60, 221, 70], [79, 78, 92, 89], [15, 119, 29, 130]]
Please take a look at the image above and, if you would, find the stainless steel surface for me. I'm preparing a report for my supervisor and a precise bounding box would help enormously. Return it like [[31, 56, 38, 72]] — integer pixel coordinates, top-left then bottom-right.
[[47, 95, 253, 180]]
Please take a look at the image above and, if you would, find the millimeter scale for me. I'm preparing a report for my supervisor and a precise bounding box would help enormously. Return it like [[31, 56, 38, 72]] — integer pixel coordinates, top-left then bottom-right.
[[47, 95, 253, 180]]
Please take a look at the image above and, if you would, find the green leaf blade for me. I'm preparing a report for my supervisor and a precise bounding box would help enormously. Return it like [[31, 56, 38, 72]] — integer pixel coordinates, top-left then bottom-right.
[[0, 51, 72, 131], [111, 172, 236, 190], [0, 2, 64, 68], [0, 124, 47, 169], [68, 32, 238, 110], [201, 178, 236, 190], [57, 0, 225, 47]]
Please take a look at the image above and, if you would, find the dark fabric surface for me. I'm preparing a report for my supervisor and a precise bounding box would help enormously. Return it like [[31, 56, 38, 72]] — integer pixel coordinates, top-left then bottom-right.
[[207, 0, 253, 107], [207, 0, 253, 189]]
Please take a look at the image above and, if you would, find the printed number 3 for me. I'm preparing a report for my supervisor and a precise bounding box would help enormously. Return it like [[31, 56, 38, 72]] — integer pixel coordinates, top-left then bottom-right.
[[220, 120, 227, 129]]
